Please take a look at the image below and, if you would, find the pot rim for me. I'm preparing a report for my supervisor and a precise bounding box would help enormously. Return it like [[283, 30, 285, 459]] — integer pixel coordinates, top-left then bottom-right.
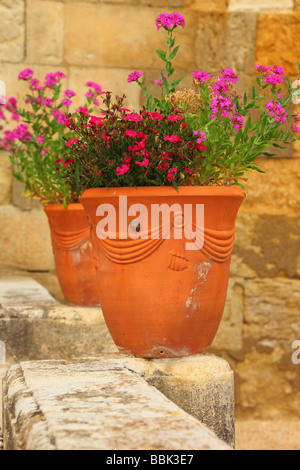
[[43, 202, 84, 213], [79, 185, 246, 200]]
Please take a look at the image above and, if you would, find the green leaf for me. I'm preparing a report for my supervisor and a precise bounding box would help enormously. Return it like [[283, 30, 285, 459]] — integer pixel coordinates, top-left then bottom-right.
[[155, 49, 167, 62], [169, 45, 179, 61]]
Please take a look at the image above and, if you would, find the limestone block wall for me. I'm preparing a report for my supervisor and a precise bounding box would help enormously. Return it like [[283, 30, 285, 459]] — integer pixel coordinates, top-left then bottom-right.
[[0, 0, 300, 419]]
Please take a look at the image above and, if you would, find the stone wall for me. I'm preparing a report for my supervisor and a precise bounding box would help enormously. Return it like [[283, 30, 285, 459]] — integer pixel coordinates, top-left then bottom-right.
[[0, 0, 300, 419]]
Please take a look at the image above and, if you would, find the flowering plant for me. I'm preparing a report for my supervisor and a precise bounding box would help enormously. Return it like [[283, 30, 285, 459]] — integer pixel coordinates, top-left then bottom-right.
[[0, 69, 103, 205], [60, 12, 297, 195]]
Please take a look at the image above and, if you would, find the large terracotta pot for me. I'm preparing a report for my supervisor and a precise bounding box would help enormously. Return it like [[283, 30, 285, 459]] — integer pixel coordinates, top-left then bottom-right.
[[80, 186, 245, 357], [44, 203, 100, 306]]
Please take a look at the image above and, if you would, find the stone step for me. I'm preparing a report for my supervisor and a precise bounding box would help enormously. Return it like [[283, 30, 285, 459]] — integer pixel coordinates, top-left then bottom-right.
[[0, 277, 117, 363], [2, 356, 232, 451]]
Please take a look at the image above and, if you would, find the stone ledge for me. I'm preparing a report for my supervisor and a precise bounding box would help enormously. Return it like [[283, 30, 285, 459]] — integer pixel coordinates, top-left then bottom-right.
[[3, 357, 232, 451], [0, 277, 117, 363]]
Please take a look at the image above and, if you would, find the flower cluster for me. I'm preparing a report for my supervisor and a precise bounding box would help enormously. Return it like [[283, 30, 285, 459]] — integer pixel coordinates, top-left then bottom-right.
[[0, 69, 103, 204], [59, 11, 297, 193], [60, 93, 210, 193], [155, 12, 185, 31]]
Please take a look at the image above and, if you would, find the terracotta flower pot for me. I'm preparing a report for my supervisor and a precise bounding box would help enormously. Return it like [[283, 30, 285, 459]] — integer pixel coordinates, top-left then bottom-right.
[[80, 186, 245, 357], [44, 203, 100, 306]]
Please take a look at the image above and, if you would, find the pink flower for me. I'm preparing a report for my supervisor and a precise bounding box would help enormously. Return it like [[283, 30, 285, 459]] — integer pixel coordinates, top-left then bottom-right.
[[155, 12, 185, 31], [61, 98, 72, 107], [85, 81, 103, 94], [266, 100, 287, 124], [263, 74, 284, 86], [192, 71, 210, 82], [255, 64, 271, 74], [148, 112, 163, 120], [63, 158, 74, 166], [195, 131, 206, 143], [52, 158, 64, 165], [14, 123, 32, 142], [230, 112, 244, 132], [167, 168, 177, 182], [41, 147, 50, 155], [168, 114, 182, 121], [65, 138, 79, 146], [18, 68, 34, 80], [30, 78, 43, 91], [64, 89, 76, 98], [155, 79, 164, 85], [51, 109, 67, 124], [184, 167, 196, 174], [44, 73, 58, 87], [89, 116, 104, 126], [272, 65, 285, 76], [37, 134, 44, 145], [125, 129, 138, 137], [77, 107, 89, 116], [44, 97, 54, 108], [122, 113, 142, 122], [54, 71, 66, 79], [127, 71, 143, 83], [116, 164, 130, 176], [221, 67, 238, 84], [135, 157, 149, 167], [164, 135, 183, 143]]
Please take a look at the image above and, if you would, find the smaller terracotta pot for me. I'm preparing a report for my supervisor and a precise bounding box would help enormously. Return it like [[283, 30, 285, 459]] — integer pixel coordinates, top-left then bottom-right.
[[44, 203, 100, 306]]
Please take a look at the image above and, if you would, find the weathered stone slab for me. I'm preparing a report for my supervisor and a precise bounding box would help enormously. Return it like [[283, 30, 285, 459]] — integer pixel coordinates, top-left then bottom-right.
[[0, 363, 9, 428], [3, 358, 232, 450], [121, 354, 235, 447], [0, 277, 58, 309]]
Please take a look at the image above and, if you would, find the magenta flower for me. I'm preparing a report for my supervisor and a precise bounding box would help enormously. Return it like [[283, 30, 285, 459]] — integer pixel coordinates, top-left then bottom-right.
[[122, 113, 142, 122], [63, 158, 74, 166], [51, 109, 67, 124], [221, 67, 238, 84], [44, 73, 58, 87], [168, 114, 182, 121], [266, 100, 287, 124], [230, 113, 244, 132], [77, 107, 89, 116], [44, 97, 54, 108], [14, 123, 32, 142], [41, 147, 50, 155], [116, 164, 130, 176], [52, 158, 64, 165], [191, 71, 210, 82], [64, 89, 76, 98], [155, 12, 185, 31], [164, 135, 183, 143], [30, 78, 43, 91], [37, 134, 44, 145], [125, 129, 138, 137], [18, 68, 34, 80], [127, 71, 143, 83], [135, 157, 149, 167], [167, 168, 177, 182], [65, 138, 79, 147], [85, 81, 103, 94], [61, 98, 72, 107], [194, 131, 206, 143]]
